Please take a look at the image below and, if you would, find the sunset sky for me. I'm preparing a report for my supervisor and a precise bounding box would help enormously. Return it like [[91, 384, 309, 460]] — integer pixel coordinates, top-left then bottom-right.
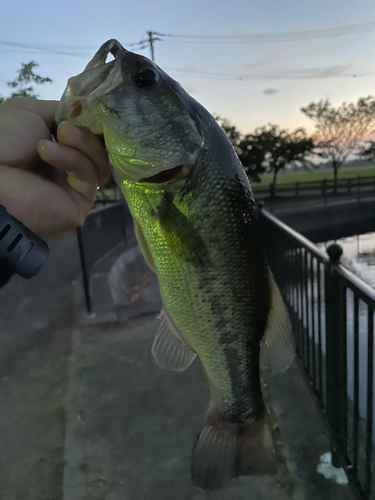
[[2, 0, 375, 134]]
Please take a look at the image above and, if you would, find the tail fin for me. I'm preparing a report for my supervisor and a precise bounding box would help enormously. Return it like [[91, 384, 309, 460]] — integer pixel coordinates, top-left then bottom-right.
[[191, 417, 276, 490]]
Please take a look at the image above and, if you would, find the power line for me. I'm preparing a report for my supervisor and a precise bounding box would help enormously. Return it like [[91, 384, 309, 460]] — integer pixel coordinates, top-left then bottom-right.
[[128, 31, 163, 61], [1, 25, 374, 83], [128, 22, 375, 63], [0, 41, 91, 58], [165, 67, 375, 80], [155, 21, 375, 44], [2, 21, 374, 62], [0, 40, 134, 58]]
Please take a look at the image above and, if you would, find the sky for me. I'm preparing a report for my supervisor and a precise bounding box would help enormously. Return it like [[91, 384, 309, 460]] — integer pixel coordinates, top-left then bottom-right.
[[1, 0, 375, 134]]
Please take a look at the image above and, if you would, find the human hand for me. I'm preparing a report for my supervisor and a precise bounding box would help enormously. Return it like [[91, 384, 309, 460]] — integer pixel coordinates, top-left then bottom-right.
[[0, 98, 111, 240]]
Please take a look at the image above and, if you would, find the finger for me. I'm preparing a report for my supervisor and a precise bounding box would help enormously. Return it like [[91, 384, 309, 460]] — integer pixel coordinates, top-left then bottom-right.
[[37, 139, 98, 202], [4, 98, 59, 129], [0, 100, 59, 168], [56, 121, 111, 187]]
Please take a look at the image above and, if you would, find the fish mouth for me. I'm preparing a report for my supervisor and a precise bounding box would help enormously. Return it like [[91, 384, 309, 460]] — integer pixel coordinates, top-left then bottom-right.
[[85, 39, 129, 72], [139, 165, 183, 183]]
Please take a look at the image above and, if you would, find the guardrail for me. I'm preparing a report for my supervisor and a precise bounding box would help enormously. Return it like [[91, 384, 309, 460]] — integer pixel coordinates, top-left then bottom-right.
[[259, 206, 375, 499], [253, 174, 375, 199]]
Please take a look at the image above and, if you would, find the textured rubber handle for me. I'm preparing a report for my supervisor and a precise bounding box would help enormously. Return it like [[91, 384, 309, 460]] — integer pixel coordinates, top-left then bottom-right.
[[0, 205, 49, 279]]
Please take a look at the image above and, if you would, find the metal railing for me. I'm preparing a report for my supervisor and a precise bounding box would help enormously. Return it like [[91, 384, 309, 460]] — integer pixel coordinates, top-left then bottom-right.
[[253, 174, 375, 198], [77, 200, 130, 314], [259, 207, 375, 499], [94, 186, 123, 206]]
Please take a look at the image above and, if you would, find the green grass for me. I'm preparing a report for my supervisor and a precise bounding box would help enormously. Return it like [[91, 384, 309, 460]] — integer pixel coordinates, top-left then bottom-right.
[[251, 164, 375, 192]]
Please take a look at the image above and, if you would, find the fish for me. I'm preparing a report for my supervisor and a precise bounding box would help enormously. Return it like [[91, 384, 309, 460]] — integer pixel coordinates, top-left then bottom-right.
[[55, 39, 294, 491]]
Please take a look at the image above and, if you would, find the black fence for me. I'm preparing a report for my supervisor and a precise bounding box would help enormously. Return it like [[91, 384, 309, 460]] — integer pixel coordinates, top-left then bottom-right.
[[77, 200, 130, 314], [254, 175, 375, 199], [260, 207, 375, 499], [94, 187, 123, 206]]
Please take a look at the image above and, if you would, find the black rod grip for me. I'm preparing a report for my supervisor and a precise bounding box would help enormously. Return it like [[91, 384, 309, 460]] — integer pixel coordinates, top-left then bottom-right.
[[0, 205, 49, 279]]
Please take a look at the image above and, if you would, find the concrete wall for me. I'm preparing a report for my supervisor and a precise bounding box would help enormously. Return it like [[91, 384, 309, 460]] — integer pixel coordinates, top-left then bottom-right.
[[276, 199, 375, 242]]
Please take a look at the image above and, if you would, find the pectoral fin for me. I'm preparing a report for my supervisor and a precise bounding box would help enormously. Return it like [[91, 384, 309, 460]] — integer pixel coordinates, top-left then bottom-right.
[[260, 271, 295, 375], [157, 194, 209, 267], [134, 219, 157, 273], [152, 308, 197, 372]]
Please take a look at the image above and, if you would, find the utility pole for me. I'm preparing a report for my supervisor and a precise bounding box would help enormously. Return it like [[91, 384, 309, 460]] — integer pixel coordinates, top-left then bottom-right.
[[147, 31, 156, 61], [131, 30, 163, 62]]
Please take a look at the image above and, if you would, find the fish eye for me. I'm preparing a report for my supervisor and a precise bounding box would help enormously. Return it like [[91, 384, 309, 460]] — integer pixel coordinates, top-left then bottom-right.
[[134, 68, 159, 88]]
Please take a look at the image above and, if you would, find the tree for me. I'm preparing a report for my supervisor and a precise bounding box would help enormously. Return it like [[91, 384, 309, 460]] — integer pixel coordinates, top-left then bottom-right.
[[215, 116, 242, 147], [237, 134, 267, 182], [301, 97, 375, 193], [215, 116, 266, 182], [215, 117, 314, 188], [242, 125, 315, 193], [0, 61, 52, 102], [357, 141, 375, 162]]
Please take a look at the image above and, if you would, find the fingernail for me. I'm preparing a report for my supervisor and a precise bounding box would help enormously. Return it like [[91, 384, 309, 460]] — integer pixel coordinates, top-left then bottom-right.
[[58, 121, 81, 141], [66, 173, 89, 192], [38, 139, 58, 154], [38, 139, 49, 151]]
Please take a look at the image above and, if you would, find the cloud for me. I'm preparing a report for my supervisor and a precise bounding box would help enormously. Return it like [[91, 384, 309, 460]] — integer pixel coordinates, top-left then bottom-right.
[[263, 88, 278, 95], [279, 64, 352, 79], [243, 58, 271, 70]]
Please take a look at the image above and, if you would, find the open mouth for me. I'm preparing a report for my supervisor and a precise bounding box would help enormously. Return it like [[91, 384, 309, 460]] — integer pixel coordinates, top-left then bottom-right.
[[140, 165, 183, 183]]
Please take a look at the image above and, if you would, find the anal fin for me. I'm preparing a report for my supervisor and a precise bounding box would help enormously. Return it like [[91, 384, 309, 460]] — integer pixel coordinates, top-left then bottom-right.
[[152, 308, 196, 372]]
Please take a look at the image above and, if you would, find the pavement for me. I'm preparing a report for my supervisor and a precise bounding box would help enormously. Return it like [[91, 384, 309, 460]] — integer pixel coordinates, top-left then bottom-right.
[[0, 215, 361, 500]]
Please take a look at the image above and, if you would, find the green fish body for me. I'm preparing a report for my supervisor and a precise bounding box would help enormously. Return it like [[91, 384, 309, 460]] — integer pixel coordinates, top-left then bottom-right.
[[121, 129, 270, 419], [56, 39, 294, 490]]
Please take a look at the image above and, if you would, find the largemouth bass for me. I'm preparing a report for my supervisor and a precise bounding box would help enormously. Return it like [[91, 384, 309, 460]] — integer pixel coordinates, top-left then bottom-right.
[[56, 39, 294, 490]]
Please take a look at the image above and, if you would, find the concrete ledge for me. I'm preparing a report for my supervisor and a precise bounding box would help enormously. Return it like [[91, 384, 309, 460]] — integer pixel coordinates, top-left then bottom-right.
[[268, 361, 357, 500], [265, 197, 375, 242]]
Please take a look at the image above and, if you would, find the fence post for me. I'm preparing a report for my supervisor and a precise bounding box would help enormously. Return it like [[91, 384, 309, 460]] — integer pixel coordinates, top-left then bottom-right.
[[348, 177, 351, 195], [77, 227, 93, 315], [122, 199, 128, 239], [325, 243, 347, 468], [295, 182, 299, 196], [322, 179, 327, 207], [357, 176, 360, 202]]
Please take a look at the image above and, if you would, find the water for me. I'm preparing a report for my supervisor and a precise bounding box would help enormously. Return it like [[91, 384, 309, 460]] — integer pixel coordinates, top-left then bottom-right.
[[316, 233, 375, 450], [317, 232, 375, 289]]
